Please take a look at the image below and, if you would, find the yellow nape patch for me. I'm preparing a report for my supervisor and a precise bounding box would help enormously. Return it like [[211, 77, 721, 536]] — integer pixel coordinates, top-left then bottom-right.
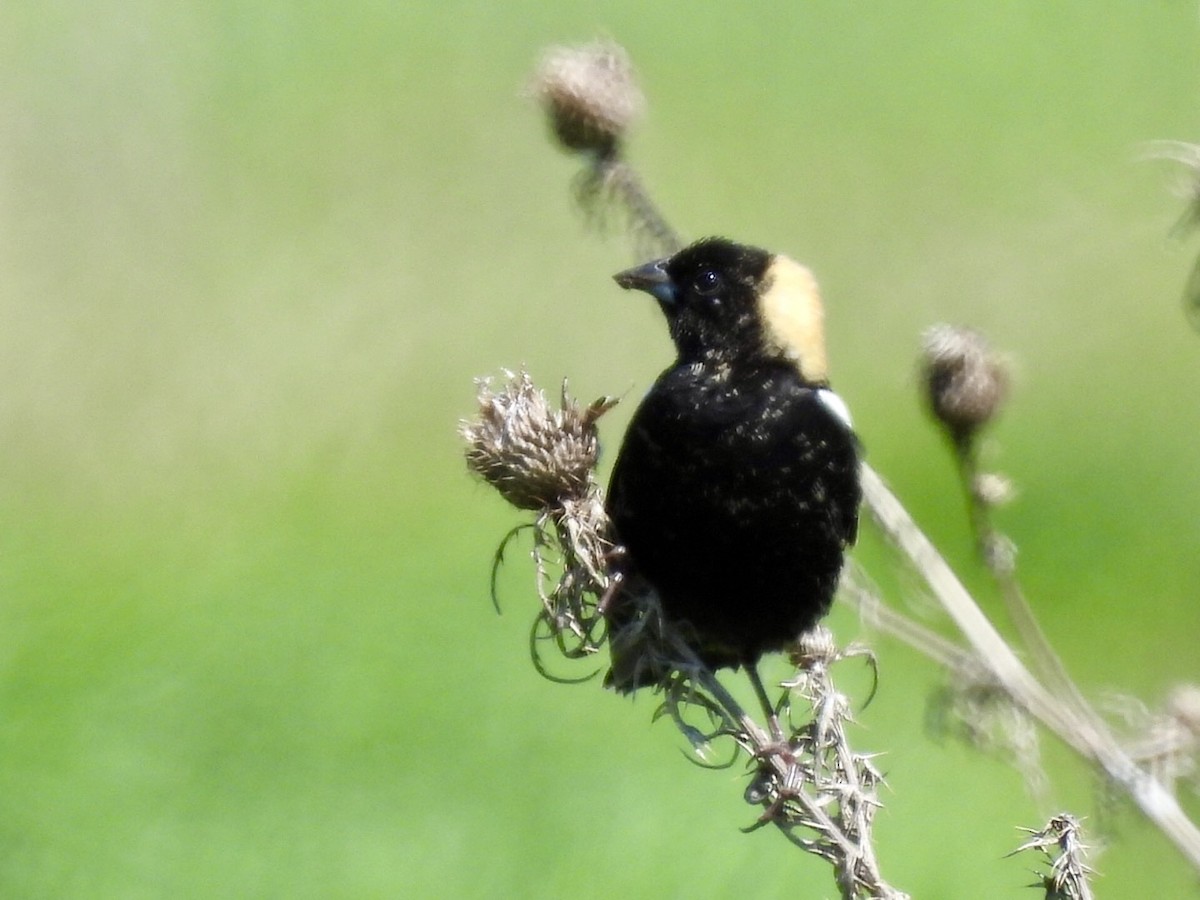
[[757, 255, 828, 383]]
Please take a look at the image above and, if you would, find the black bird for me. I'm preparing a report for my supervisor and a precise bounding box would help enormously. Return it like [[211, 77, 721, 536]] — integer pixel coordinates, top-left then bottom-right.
[[604, 237, 861, 697]]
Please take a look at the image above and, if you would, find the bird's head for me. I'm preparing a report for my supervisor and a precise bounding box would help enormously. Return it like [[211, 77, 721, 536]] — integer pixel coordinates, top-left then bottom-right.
[[613, 237, 829, 384]]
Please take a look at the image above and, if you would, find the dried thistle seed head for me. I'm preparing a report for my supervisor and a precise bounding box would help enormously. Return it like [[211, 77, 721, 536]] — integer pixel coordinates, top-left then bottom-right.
[[921, 324, 1009, 446], [461, 369, 615, 511], [530, 41, 644, 157]]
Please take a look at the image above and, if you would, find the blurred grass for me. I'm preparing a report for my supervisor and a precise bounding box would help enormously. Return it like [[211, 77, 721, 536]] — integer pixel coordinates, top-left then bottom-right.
[[0, 1, 1198, 896]]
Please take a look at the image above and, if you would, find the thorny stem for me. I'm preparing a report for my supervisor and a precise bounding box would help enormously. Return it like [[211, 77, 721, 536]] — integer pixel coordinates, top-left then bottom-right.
[[684, 649, 905, 900], [798, 654, 896, 899], [1012, 814, 1095, 900], [603, 605, 902, 897], [860, 461, 1200, 872]]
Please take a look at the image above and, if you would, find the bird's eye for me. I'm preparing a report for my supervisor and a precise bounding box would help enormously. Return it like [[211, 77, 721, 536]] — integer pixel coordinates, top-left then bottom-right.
[[693, 269, 722, 297]]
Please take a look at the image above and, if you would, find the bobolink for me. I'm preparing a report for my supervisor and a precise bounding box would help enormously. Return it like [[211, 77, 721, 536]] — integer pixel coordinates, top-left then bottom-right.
[[605, 237, 860, 692]]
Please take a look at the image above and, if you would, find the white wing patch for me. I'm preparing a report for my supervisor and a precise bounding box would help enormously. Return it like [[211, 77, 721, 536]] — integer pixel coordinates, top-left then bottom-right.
[[816, 388, 854, 430]]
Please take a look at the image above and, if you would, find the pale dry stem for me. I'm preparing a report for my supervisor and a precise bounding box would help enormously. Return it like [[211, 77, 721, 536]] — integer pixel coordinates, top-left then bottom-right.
[[860, 462, 1200, 872]]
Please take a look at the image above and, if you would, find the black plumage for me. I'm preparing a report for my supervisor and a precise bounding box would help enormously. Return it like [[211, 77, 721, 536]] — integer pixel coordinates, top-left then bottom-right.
[[604, 237, 860, 689]]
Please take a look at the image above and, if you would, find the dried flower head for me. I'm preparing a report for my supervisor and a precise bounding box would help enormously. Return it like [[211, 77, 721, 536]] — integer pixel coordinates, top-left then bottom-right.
[[530, 41, 644, 157], [461, 369, 615, 510], [921, 324, 1009, 448], [463, 370, 620, 675]]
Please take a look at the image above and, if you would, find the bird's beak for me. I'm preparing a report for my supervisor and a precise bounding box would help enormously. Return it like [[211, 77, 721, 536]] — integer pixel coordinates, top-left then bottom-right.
[[613, 258, 676, 305]]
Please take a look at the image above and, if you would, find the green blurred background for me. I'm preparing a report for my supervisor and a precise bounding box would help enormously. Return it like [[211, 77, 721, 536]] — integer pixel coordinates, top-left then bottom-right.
[[1, 1, 1198, 896]]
